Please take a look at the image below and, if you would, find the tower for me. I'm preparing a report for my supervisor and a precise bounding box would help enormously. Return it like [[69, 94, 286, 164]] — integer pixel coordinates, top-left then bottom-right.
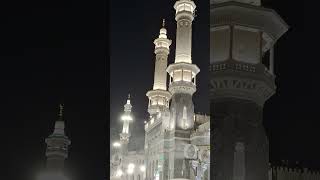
[[146, 19, 172, 128], [144, 21, 172, 180], [166, 0, 199, 179], [210, 1, 288, 180], [119, 94, 133, 156], [45, 104, 71, 172], [167, 0, 200, 131]]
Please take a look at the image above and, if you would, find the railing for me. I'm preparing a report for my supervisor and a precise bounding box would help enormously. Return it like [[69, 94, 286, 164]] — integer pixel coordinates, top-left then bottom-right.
[[210, 62, 256, 73]]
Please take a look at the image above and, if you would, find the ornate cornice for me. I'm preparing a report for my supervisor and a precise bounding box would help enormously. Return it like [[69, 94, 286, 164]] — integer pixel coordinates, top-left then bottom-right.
[[169, 81, 197, 95], [210, 2, 289, 41], [210, 61, 276, 106]]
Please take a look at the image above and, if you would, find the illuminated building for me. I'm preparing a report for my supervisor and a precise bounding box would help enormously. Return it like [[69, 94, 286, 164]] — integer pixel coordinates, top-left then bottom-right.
[[110, 0, 210, 180]]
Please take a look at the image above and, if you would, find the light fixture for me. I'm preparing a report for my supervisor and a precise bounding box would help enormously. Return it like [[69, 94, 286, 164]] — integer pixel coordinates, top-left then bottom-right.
[[127, 163, 135, 174], [140, 165, 146, 172], [121, 115, 133, 121], [115, 169, 123, 177], [113, 142, 121, 147], [128, 163, 135, 169]]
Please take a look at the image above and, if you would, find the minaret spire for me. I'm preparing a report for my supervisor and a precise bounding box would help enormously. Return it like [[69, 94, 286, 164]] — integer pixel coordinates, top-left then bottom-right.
[[58, 103, 64, 121], [45, 104, 71, 172], [146, 19, 172, 117], [162, 19, 165, 27]]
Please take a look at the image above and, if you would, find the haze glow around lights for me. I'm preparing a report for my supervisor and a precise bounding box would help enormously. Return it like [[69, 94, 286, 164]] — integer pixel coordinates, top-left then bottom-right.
[[37, 171, 69, 180], [113, 142, 121, 147], [121, 115, 133, 121]]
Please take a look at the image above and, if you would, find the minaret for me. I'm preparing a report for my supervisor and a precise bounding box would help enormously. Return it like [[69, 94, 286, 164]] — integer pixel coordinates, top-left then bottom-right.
[[167, 0, 200, 131], [146, 19, 172, 119], [119, 94, 133, 155], [166, 0, 199, 179], [144, 21, 172, 180], [210, 1, 288, 180], [45, 104, 71, 172]]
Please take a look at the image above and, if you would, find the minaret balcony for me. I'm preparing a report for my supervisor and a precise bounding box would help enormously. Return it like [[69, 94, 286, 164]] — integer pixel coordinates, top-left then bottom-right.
[[154, 39, 171, 50], [168, 80, 197, 95], [46, 149, 68, 158], [210, 61, 276, 106], [174, 0, 196, 19], [167, 63, 200, 86], [210, 60, 275, 83], [45, 136, 71, 146], [146, 89, 171, 100]]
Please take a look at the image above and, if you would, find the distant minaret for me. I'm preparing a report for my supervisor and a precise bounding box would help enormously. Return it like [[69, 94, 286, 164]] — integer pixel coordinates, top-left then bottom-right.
[[119, 94, 133, 155], [146, 19, 172, 118], [166, 0, 199, 179], [45, 104, 71, 172]]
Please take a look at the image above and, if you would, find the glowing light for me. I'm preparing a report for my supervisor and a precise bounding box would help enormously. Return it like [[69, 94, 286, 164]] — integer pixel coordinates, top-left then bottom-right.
[[113, 142, 121, 147], [140, 165, 146, 172], [128, 163, 135, 169], [115, 169, 123, 177], [121, 115, 133, 121], [127, 163, 135, 174], [127, 168, 134, 174]]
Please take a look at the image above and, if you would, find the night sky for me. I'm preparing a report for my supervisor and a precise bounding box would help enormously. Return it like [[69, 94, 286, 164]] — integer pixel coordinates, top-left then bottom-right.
[[0, 0, 105, 180], [0, 0, 317, 180]]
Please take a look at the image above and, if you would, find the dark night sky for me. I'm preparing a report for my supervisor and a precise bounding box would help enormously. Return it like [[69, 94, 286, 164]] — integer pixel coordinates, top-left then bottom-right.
[[0, 0, 105, 180]]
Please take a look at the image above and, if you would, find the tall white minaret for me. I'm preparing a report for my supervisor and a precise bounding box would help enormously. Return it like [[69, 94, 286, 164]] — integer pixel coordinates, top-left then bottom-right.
[[166, 0, 200, 179], [119, 94, 133, 155], [167, 0, 199, 130], [45, 104, 71, 172], [145, 21, 172, 180], [146, 19, 172, 117]]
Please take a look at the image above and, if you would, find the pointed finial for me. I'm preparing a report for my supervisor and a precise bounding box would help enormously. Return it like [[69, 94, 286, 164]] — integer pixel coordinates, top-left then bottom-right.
[[58, 103, 64, 121], [162, 19, 165, 28], [128, 94, 130, 99]]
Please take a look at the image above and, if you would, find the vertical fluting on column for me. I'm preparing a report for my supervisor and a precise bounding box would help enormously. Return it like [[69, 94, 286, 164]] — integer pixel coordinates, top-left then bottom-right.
[[233, 142, 245, 180], [174, 0, 196, 64]]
